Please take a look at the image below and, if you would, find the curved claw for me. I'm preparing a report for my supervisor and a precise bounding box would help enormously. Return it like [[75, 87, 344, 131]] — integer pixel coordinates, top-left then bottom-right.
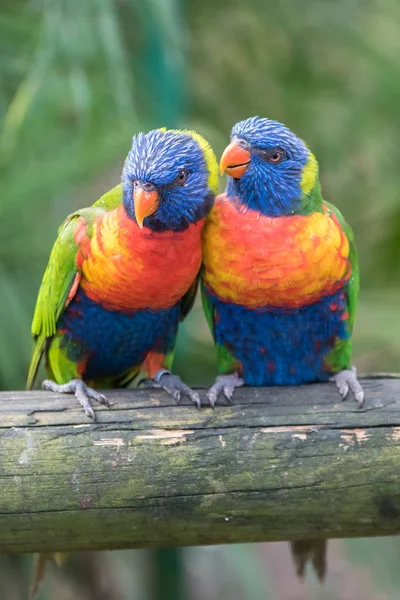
[[330, 366, 365, 407], [206, 374, 244, 408], [208, 392, 218, 410], [223, 387, 235, 402], [144, 373, 201, 409], [42, 378, 110, 420]]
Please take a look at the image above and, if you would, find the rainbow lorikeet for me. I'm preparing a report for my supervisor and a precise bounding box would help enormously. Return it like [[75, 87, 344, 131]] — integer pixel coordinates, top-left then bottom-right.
[[27, 127, 218, 600], [201, 116, 364, 579], [27, 128, 218, 417]]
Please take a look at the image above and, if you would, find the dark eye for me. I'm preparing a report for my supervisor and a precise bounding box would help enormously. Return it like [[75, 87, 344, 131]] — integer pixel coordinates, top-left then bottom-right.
[[270, 151, 282, 163], [258, 147, 287, 165], [175, 169, 188, 185]]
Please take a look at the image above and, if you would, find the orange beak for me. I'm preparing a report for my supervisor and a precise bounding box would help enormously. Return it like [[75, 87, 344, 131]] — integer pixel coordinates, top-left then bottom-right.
[[219, 141, 251, 178], [133, 188, 159, 228]]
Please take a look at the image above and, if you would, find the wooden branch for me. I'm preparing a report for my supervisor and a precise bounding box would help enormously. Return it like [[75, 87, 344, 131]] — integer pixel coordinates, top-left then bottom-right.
[[1, 377, 400, 554]]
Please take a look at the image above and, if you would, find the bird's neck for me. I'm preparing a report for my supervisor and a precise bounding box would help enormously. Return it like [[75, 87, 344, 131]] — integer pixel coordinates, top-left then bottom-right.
[[226, 176, 323, 217]]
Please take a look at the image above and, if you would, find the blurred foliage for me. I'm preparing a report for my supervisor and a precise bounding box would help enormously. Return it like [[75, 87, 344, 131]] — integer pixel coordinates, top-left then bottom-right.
[[1, 0, 400, 598]]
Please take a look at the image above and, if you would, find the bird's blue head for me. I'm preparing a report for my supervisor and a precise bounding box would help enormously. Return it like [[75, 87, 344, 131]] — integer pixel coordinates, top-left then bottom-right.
[[122, 128, 218, 231], [220, 116, 319, 217]]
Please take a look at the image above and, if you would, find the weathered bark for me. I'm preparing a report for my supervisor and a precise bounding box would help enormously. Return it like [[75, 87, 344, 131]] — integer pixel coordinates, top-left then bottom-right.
[[0, 377, 400, 554]]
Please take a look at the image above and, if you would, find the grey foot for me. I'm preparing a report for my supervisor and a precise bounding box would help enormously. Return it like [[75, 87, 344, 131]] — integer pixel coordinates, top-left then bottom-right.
[[329, 366, 364, 407], [207, 373, 244, 408], [42, 379, 109, 420], [142, 371, 201, 408]]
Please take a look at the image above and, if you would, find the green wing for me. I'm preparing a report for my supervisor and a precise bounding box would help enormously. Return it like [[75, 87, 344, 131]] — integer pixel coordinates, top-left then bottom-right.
[[26, 206, 105, 389], [324, 201, 359, 331], [27, 183, 122, 389], [324, 201, 360, 371], [200, 278, 215, 336], [93, 183, 122, 210], [179, 274, 200, 322], [201, 279, 239, 375]]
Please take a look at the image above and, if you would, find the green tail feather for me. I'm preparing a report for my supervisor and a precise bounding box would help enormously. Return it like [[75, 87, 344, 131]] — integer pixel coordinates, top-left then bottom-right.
[[26, 334, 46, 390]]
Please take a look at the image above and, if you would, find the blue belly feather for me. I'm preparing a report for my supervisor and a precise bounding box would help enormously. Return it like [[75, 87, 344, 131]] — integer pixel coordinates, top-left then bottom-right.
[[209, 288, 349, 385], [57, 289, 180, 380]]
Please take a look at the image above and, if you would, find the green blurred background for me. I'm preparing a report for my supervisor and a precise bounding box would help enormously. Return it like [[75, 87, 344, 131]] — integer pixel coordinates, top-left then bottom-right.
[[1, 0, 400, 598]]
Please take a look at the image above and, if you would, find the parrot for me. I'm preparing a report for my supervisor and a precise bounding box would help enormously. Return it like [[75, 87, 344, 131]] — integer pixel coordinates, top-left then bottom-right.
[[201, 116, 363, 581], [26, 127, 218, 599], [27, 127, 218, 414]]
